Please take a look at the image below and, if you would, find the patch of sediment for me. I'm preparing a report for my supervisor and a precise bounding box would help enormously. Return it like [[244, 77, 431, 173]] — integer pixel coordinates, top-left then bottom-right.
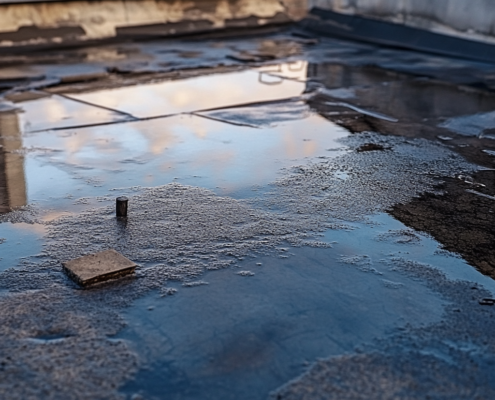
[[391, 173, 495, 278], [0, 287, 138, 400], [262, 132, 476, 221]]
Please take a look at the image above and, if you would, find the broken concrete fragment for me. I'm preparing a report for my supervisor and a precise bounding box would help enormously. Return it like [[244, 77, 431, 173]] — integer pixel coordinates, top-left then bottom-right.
[[62, 249, 136, 286]]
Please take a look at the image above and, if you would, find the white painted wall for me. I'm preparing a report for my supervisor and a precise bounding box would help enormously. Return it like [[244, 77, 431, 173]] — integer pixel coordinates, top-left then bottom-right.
[[309, 0, 495, 44]]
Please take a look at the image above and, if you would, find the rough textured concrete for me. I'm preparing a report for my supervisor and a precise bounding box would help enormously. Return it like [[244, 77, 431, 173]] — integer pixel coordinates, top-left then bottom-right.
[[62, 249, 137, 286], [0, 287, 139, 400], [391, 174, 495, 279], [0, 26, 495, 400]]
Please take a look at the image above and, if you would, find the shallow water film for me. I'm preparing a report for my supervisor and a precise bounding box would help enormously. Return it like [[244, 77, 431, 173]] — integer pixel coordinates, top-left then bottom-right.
[[1, 27, 495, 400]]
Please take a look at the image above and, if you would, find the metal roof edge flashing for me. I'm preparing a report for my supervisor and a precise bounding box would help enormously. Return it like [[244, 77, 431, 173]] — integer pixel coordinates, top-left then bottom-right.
[[301, 8, 495, 65]]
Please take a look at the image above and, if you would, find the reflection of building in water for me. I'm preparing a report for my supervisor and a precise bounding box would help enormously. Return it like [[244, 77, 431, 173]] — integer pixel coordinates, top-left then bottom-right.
[[0, 111, 26, 213], [257, 61, 308, 83], [306, 63, 495, 122]]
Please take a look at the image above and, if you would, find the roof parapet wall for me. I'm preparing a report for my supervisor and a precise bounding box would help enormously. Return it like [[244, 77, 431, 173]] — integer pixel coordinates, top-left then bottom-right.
[[0, 0, 308, 48], [309, 0, 495, 45]]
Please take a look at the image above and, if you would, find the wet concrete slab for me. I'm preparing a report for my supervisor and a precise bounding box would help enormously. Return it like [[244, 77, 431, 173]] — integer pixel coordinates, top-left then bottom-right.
[[118, 212, 495, 400], [1, 26, 495, 400], [63, 249, 136, 286], [119, 241, 446, 400]]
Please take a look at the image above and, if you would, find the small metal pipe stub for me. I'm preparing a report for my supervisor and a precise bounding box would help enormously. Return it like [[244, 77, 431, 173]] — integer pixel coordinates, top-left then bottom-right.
[[116, 196, 128, 217]]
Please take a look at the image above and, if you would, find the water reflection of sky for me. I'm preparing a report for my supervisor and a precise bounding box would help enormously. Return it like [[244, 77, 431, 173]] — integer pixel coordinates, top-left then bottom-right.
[[23, 114, 349, 201], [0, 222, 45, 272], [7, 63, 308, 137], [0, 63, 322, 212], [256, 60, 309, 81], [17, 94, 129, 133], [67, 69, 306, 119]]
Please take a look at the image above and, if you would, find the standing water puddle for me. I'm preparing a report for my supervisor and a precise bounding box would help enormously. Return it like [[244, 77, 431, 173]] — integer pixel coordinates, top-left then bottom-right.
[[2, 112, 348, 212], [119, 242, 443, 400], [1, 60, 495, 399], [0, 223, 45, 272], [119, 212, 495, 400], [66, 69, 306, 119]]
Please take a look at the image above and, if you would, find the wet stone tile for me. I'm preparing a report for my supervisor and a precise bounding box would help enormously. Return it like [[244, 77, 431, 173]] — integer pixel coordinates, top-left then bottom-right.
[[62, 249, 137, 286]]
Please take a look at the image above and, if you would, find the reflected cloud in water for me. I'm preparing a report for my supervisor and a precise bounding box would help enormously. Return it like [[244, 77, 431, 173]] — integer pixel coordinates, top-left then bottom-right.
[[7, 92, 130, 133], [66, 68, 306, 119], [22, 113, 349, 198], [0, 62, 347, 212]]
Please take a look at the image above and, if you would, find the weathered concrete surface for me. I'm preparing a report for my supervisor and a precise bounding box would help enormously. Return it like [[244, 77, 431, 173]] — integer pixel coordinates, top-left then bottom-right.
[[0, 0, 306, 47], [391, 174, 495, 279], [309, 0, 495, 44], [0, 25, 495, 400], [62, 249, 137, 286], [0, 286, 139, 400]]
